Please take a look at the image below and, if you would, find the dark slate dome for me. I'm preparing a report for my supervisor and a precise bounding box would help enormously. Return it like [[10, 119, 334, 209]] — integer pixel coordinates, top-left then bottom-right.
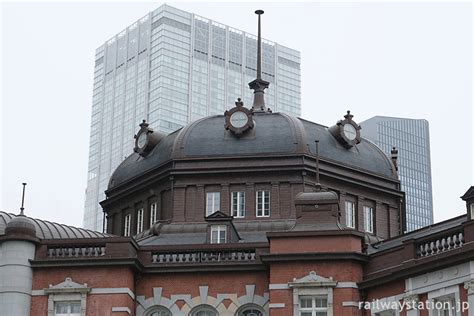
[[5, 215, 37, 239], [108, 112, 396, 190]]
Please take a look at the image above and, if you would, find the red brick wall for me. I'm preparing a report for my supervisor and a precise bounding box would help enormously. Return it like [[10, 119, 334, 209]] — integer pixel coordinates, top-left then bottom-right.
[[270, 235, 362, 253], [366, 280, 405, 301]]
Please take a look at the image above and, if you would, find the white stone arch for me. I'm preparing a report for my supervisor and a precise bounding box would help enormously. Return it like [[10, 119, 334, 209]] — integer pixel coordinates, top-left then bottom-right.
[[234, 303, 266, 316], [143, 305, 173, 316], [188, 304, 219, 316], [136, 285, 269, 316]]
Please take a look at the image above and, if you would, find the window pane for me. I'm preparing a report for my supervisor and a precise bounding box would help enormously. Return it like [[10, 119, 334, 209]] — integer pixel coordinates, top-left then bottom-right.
[[300, 298, 312, 308], [70, 303, 81, 313], [315, 298, 327, 307]]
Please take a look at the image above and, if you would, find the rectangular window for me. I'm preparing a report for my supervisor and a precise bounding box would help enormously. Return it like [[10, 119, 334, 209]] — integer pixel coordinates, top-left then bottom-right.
[[124, 214, 131, 237], [150, 202, 157, 226], [363, 206, 374, 233], [231, 191, 245, 218], [206, 192, 220, 216], [299, 296, 328, 316], [137, 208, 144, 234], [210, 225, 227, 244], [256, 190, 270, 217], [345, 201, 355, 228], [55, 301, 81, 316], [433, 296, 456, 316]]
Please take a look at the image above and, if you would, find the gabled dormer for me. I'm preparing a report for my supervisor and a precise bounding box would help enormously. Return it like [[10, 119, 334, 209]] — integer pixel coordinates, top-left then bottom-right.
[[205, 211, 241, 244]]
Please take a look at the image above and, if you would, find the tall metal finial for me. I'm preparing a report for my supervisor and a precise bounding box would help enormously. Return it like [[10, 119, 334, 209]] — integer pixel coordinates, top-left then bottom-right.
[[20, 182, 27, 216], [248, 9, 270, 112], [315, 140, 321, 191]]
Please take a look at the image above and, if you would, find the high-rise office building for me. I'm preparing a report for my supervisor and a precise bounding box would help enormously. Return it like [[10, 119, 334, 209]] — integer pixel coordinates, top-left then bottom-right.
[[84, 4, 301, 231], [360, 116, 433, 232]]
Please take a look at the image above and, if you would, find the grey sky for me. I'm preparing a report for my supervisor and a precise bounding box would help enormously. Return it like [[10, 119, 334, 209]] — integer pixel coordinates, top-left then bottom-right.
[[1, 2, 472, 228]]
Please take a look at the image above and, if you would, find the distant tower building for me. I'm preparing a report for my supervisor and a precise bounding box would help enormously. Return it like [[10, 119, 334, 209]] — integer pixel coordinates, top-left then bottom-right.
[[83, 4, 301, 231], [360, 116, 433, 231]]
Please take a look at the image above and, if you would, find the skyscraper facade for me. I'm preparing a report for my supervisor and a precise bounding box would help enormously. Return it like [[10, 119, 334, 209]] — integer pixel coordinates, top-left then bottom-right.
[[83, 4, 301, 231], [360, 116, 433, 232]]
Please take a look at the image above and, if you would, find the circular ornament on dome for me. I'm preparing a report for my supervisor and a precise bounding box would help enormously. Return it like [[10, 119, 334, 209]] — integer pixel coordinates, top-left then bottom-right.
[[328, 110, 361, 149], [224, 98, 254, 137], [134, 120, 156, 157]]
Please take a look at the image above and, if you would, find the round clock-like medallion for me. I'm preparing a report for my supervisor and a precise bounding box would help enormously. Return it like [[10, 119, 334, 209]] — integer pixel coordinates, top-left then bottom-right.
[[230, 111, 249, 128], [224, 98, 254, 137], [328, 111, 361, 149], [343, 124, 357, 141], [137, 132, 147, 148]]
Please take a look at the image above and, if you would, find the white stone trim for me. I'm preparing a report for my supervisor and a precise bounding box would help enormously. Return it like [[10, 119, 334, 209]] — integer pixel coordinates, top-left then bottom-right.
[[136, 285, 269, 316], [112, 306, 131, 314], [269, 303, 285, 308], [91, 287, 135, 299], [269, 284, 289, 290], [45, 277, 90, 316], [368, 294, 403, 316], [336, 282, 358, 289], [406, 262, 471, 295], [32, 287, 135, 299], [427, 285, 460, 316], [342, 301, 360, 307]]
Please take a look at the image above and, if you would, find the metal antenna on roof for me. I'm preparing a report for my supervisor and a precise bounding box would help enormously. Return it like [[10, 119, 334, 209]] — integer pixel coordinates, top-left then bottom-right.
[[315, 140, 321, 191], [19, 182, 27, 216], [249, 10, 270, 113]]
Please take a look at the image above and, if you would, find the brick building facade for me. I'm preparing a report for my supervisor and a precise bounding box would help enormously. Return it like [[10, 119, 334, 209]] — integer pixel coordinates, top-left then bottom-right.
[[1, 10, 473, 315]]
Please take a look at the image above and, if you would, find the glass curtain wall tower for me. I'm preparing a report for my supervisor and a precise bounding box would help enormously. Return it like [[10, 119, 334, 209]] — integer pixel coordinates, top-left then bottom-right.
[[84, 5, 301, 231], [360, 116, 434, 232]]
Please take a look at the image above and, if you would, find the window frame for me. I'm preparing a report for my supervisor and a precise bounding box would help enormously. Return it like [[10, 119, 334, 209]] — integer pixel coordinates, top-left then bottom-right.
[[206, 192, 221, 216], [231, 191, 246, 218], [150, 202, 157, 226], [256, 190, 270, 217], [124, 213, 131, 237], [345, 201, 355, 228], [363, 206, 374, 233], [137, 208, 144, 234], [54, 301, 81, 316], [298, 296, 328, 316], [210, 225, 227, 244]]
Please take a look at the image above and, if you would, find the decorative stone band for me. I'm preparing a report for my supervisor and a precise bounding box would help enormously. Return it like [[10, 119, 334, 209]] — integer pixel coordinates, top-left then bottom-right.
[[33, 287, 135, 299], [464, 280, 474, 295], [402, 294, 419, 310], [269, 281, 358, 290]]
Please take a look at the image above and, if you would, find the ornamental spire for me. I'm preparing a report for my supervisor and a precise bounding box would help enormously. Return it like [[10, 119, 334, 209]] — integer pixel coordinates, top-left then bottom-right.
[[19, 182, 27, 216], [249, 10, 270, 113]]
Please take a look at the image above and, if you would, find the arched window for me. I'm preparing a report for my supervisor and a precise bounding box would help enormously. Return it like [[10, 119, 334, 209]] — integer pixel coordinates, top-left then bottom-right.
[[190, 305, 218, 316], [144, 306, 172, 316], [236, 304, 265, 316]]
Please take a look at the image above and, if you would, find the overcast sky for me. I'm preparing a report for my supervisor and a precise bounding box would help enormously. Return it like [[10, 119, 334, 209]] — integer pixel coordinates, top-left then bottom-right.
[[1, 1, 472, 228]]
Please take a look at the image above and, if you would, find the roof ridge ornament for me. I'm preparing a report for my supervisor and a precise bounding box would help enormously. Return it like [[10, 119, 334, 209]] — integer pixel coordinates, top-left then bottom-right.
[[249, 9, 270, 113], [19, 182, 27, 216]]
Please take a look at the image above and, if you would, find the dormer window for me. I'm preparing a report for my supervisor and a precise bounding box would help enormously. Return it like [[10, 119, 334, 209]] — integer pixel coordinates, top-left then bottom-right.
[[210, 225, 227, 244], [206, 192, 221, 216]]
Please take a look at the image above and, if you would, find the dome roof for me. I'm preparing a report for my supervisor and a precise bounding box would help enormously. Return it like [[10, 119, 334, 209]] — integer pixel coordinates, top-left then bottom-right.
[[108, 112, 397, 190], [0, 211, 112, 239], [5, 215, 37, 239]]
